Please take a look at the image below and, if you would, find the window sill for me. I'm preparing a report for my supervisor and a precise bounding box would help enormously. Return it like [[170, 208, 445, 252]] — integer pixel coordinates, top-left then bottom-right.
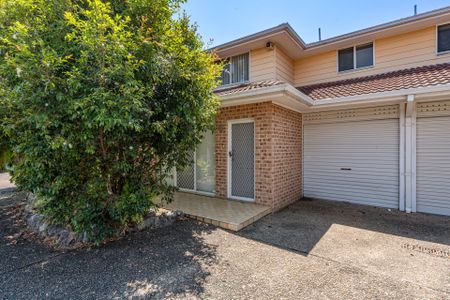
[[337, 65, 374, 74], [437, 50, 450, 56], [178, 188, 216, 197]]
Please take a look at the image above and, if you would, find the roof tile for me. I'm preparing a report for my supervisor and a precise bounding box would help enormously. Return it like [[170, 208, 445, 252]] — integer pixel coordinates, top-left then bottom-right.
[[297, 63, 450, 100], [215, 80, 285, 97]]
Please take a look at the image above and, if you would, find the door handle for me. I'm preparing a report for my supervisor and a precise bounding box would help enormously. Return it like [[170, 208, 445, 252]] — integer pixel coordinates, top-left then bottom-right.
[[228, 151, 233, 158], [340, 168, 352, 171]]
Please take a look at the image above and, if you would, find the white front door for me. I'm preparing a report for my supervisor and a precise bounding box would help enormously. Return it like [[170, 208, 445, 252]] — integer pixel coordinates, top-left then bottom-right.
[[228, 120, 255, 201]]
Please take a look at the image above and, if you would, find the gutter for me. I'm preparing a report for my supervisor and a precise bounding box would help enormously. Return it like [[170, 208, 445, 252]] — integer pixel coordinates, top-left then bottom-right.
[[209, 23, 306, 53], [306, 6, 450, 49], [313, 83, 450, 106], [209, 6, 450, 54]]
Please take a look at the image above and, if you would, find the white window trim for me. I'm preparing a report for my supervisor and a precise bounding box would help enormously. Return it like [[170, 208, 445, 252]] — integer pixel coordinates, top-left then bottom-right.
[[219, 52, 250, 87], [227, 118, 256, 202], [436, 23, 450, 56], [336, 42, 375, 73]]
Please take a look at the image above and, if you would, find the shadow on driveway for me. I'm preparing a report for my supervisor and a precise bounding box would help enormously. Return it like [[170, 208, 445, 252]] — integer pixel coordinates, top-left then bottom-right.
[[237, 198, 450, 294], [238, 198, 450, 255], [0, 192, 218, 299]]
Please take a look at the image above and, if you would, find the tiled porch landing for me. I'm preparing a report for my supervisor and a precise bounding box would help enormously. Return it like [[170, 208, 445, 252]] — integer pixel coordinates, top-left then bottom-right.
[[164, 192, 271, 231]]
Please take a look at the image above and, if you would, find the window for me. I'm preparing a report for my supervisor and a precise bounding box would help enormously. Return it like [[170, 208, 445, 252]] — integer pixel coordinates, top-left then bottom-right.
[[219, 53, 249, 86], [338, 43, 374, 72], [338, 47, 354, 72], [437, 24, 450, 54], [176, 131, 215, 194]]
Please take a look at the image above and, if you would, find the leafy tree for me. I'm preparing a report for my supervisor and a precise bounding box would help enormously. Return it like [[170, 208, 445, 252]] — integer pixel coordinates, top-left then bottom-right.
[[0, 0, 220, 240]]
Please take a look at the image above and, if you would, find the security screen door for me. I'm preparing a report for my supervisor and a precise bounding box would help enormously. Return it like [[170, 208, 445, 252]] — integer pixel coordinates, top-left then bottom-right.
[[229, 121, 255, 200]]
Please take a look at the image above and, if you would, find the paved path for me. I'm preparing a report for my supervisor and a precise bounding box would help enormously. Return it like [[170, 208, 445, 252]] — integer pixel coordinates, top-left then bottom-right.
[[0, 172, 15, 193], [0, 192, 449, 299]]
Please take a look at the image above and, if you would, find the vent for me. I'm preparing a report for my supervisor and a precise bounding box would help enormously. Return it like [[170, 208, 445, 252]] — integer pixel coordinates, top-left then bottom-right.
[[417, 100, 450, 118], [304, 105, 399, 124]]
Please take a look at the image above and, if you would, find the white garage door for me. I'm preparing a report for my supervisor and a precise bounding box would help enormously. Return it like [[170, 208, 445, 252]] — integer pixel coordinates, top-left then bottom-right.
[[416, 101, 450, 216], [304, 105, 400, 209]]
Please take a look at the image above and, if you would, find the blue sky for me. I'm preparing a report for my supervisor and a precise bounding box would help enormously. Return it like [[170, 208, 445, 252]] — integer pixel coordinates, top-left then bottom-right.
[[181, 0, 450, 47]]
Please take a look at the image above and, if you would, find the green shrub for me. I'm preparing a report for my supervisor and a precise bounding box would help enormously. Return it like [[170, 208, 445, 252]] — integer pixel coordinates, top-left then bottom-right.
[[0, 147, 12, 170], [0, 0, 220, 240]]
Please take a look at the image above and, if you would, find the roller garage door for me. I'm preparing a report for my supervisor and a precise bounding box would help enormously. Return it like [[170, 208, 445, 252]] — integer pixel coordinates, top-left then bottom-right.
[[303, 105, 400, 208], [416, 101, 450, 216]]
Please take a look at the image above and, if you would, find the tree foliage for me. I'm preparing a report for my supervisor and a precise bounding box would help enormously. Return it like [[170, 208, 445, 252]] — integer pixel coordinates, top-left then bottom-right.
[[0, 0, 220, 240]]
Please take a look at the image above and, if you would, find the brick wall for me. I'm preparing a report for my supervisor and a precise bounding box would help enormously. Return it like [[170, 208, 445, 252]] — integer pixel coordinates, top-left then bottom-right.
[[215, 102, 302, 211], [271, 104, 302, 211], [215, 102, 274, 207]]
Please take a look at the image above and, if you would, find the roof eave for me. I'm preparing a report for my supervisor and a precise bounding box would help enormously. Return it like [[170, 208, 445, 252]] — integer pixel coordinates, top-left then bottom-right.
[[312, 83, 450, 106], [208, 6, 450, 59], [307, 6, 450, 49], [218, 83, 450, 112], [208, 23, 307, 53]]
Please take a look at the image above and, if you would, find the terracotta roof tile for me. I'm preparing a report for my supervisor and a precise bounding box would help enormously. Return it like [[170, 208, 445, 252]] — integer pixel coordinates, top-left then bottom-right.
[[297, 63, 450, 100], [215, 80, 285, 97]]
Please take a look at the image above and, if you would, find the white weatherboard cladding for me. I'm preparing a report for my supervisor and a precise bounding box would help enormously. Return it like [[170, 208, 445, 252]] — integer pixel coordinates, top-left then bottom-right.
[[304, 116, 399, 208], [416, 101, 450, 216]]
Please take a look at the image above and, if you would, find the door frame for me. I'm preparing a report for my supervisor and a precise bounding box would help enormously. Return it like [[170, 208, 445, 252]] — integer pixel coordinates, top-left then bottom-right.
[[227, 118, 256, 202]]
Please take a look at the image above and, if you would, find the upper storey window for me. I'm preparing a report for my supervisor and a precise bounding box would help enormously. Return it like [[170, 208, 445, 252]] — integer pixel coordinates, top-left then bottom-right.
[[219, 53, 249, 86], [437, 24, 450, 54], [338, 43, 374, 72]]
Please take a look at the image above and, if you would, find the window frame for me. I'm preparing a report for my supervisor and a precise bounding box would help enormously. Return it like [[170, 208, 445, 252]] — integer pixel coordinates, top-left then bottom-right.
[[337, 42, 375, 73], [218, 52, 250, 87], [174, 132, 216, 196], [436, 23, 450, 55]]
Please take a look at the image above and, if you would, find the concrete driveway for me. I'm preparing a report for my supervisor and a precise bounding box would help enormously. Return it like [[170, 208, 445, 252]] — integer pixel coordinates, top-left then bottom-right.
[[0, 189, 449, 299]]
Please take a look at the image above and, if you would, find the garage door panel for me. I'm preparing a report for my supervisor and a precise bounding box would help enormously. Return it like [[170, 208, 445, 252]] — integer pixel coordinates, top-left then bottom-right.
[[304, 184, 399, 199], [305, 176, 399, 186], [305, 188, 398, 199], [417, 205, 450, 216], [304, 118, 399, 209], [305, 174, 400, 184], [305, 191, 398, 208], [304, 179, 399, 194], [305, 166, 398, 175], [416, 115, 450, 216], [417, 191, 450, 200]]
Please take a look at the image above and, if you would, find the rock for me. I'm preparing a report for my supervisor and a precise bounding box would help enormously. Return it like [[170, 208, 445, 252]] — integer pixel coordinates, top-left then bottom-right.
[[38, 222, 48, 234], [26, 207, 183, 249], [137, 215, 156, 230], [65, 232, 75, 246], [46, 225, 60, 236], [24, 204, 34, 214], [80, 232, 89, 243], [146, 216, 156, 226], [165, 211, 175, 219], [26, 193, 37, 204], [56, 230, 70, 245], [27, 214, 44, 231]]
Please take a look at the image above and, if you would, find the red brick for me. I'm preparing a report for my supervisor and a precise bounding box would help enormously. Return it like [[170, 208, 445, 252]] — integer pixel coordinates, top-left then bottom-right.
[[215, 102, 302, 211]]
